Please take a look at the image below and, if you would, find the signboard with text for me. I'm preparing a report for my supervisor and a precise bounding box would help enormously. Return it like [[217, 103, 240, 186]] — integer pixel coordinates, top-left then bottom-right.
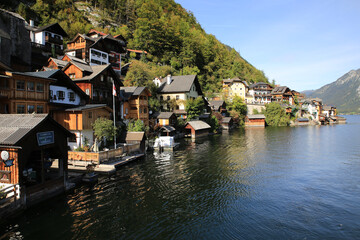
[[37, 131, 54, 146]]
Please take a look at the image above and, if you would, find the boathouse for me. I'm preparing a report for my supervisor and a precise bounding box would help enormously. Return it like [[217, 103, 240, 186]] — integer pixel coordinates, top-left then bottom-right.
[[0, 114, 72, 209], [184, 120, 211, 139], [125, 132, 146, 153], [221, 117, 234, 130], [245, 114, 266, 127]]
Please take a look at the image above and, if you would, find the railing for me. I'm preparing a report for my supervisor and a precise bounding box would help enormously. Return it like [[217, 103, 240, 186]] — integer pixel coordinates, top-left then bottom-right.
[[45, 35, 63, 45], [31, 42, 63, 55], [0, 184, 19, 206], [0, 89, 12, 98]]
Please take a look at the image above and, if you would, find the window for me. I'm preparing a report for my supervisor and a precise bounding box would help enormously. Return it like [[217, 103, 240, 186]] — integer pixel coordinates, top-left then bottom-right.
[[144, 108, 147, 113], [139, 108, 142, 113], [17, 104, 25, 113], [101, 75, 104, 81], [85, 89, 90, 95], [125, 108, 128, 114], [37, 105, 44, 113], [16, 80, 25, 90], [167, 96, 170, 100], [69, 73, 75, 79], [176, 95, 179, 100], [27, 82, 34, 91], [49, 90, 53, 99], [68, 92, 75, 101], [88, 112, 92, 118], [27, 105, 35, 113], [57, 91, 65, 100], [36, 83, 44, 92]]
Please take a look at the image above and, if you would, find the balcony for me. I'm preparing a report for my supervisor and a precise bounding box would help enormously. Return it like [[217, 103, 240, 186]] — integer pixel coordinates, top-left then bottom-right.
[[0, 88, 12, 99], [45, 35, 63, 45], [31, 42, 63, 55]]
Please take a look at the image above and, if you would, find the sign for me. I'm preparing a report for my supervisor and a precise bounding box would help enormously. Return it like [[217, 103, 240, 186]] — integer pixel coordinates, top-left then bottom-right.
[[3, 159, 14, 167], [37, 131, 54, 146]]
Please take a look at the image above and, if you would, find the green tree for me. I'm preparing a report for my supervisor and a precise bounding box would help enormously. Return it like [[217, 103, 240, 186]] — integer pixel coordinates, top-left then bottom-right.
[[264, 102, 290, 126], [185, 97, 205, 120], [127, 119, 147, 132], [92, 118, 117, 144]]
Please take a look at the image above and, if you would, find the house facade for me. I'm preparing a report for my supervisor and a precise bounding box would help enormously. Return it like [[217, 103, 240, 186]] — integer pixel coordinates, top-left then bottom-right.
[[120, 87, 151, 126], [53, 104, 112, 150], [248, 82, 273, 104], [155, 75, 203, 113], [271, 86, 294, 105], [0, 71, 53, 114], [222, 77, 248, 101]]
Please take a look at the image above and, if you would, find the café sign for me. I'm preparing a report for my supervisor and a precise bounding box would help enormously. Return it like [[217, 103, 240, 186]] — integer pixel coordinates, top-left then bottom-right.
[[37, 131, 54, 146]]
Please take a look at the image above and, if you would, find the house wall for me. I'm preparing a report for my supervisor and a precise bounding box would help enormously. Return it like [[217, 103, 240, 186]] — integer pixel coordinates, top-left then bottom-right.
[[34, 31, 45, 45], [63, 64, 84, 79], [76, 82, 92, 97], [245, 118, 265, 127], [0, 147, 19, 184], [50, 85, 81, 105], [89, 48, 108, 65]]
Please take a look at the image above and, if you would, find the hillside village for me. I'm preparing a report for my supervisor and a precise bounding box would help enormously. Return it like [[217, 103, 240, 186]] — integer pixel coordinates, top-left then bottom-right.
[[0, 8, 346, 218]]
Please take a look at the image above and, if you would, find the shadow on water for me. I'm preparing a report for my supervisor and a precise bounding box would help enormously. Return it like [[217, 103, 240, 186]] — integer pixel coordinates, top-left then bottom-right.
[[2, 115, 360, 239]]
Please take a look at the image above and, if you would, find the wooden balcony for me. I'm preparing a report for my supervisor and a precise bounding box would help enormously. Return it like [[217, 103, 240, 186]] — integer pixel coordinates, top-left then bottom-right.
[[45, 35, 63, 45], [0, 89, 12, 99]]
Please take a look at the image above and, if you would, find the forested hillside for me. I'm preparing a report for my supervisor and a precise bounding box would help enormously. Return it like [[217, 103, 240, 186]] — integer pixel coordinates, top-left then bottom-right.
[[2, 0, 268, 93]]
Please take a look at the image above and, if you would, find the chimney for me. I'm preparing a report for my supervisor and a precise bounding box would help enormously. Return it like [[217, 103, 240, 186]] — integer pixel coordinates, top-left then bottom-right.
[[30, 20, 34, 27], [166, 74, 172, 85]]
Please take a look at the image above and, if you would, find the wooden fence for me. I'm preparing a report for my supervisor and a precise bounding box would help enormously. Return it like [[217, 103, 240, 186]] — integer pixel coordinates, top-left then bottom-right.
[[68, 143, 141, 165]]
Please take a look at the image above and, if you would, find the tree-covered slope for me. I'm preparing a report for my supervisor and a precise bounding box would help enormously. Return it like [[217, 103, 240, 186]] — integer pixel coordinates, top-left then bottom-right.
[[304, 69, 360, 114], [3, 0, 268, 93]]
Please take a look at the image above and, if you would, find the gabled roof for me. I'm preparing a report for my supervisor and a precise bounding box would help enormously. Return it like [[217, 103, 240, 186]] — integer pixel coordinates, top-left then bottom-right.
[[49, 58, 68, 68], [209, 100, 225, 111], [74, 64, 110, 81], [127, 49, 148, 54], [9, 71, 56, 81], [125, 132, 146, 141], [271, 86, 291, 95], [63, 57, 93, 73], [120, 86, 150, 100], [249, 82, 272, 89], [160, 125, 176, 132], [67, 33, 97, 44], [158, 75, 203, 95], [185, 120, 211, 130], [157, 112, 176, 119], [26, 23, 68, 37], [0, 114, 72, 145], [64, 104, 111, 112]]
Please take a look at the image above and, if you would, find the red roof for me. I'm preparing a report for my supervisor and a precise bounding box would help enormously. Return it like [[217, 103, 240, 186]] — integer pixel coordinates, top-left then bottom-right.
[[127, 49, 148, 54], [88, 29, 107, 36]]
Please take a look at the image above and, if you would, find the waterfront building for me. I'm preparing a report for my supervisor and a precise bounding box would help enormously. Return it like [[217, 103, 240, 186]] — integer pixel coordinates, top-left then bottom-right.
[[248, 82, 273, 104], [0, 114, 72, 209], [208, 100, 227, 115], [222, 77, 248, 101], [120, 87, 151, 126], [245, 114, 266, 127], [184, 120, 211, 139], [299, 98, 323, 121], [271, 86, 294, 105], [156, 112, 177, 127]]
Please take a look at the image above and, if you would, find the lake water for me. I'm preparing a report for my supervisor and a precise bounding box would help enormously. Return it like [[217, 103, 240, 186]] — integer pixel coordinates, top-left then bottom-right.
[[2, 115, 360, 239]]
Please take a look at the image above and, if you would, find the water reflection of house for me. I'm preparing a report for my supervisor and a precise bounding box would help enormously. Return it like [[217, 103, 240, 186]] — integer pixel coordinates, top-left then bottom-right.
[[0, 114, 72, 208]]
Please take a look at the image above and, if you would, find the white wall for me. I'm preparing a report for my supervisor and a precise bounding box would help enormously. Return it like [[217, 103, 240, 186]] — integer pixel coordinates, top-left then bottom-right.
[[34, 32, 45, 45], [89, 48, 109, 65], [50, 85, 81, 106]]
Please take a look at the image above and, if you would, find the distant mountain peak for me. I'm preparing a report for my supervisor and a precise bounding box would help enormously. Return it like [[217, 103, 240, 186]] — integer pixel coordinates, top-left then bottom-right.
[[303, 68, 360, 113]]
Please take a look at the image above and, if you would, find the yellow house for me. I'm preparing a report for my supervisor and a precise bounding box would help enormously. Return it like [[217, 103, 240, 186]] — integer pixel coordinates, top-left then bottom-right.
[[155, 75, 203, 116], [222, 77, 248, 101]]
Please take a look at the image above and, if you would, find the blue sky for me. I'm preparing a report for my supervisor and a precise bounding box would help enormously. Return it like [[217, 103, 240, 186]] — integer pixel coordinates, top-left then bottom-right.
[[175, 0, 360, 91]]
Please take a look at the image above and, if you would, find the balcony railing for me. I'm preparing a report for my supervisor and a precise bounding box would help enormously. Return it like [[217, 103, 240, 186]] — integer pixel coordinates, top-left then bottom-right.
[[31, 42, 63, 55], [45, 35, 63, 45]]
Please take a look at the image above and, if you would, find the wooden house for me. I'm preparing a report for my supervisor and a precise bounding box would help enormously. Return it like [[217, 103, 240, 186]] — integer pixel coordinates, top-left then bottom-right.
[[221, 117, 234, 130], [52, 104, 112, 150], [0, 71, 54, 114], [184, 120, 211, 139], [209, 100, 227, 115], [45, 57, 68, 70], [156, 112, 177, 127], [62, 58, 123, 119], [271, 86, 294, 105], [125, 132, 146, 153], [120, 87, 151, 126], [248, 82, 273, 104], [245, 114, 266, 127], [0, 114, 72, 207]]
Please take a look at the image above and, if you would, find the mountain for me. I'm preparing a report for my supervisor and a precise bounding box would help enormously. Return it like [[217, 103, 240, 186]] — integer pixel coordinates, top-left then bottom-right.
[[2, 0, 268, 94], [303, 69, 360, 114]]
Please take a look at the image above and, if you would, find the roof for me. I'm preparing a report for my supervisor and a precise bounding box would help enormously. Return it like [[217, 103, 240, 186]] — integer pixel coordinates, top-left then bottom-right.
[[157, 112, 176, 119], [120, 86, 149, 100], [65, 57, 93, 73], [222, 117, 233, 123], [249, 82, 272, 89], [158, 75, 202, 95], [185, 120, 211, 130], [0, 8, 25, 21], [49, 58, 68, 68], [271, 86, 291, 95], [247, 114, 266, 119], [74, 64, 110, 81], [209, 100, 225, 110], [125, 132, 145, 141], [65, 104, 111, 112], [297, 118, 309, 122], [160, 126, 176, 132], [10, 71, 56, 81], [26, 23, 68, 37], [0, 114, 71, 145], [127, 49, 148, 54]]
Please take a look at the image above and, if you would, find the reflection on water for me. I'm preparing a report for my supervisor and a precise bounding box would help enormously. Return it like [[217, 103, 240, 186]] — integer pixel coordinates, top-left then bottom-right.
[[2, 116, 360, 239]]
